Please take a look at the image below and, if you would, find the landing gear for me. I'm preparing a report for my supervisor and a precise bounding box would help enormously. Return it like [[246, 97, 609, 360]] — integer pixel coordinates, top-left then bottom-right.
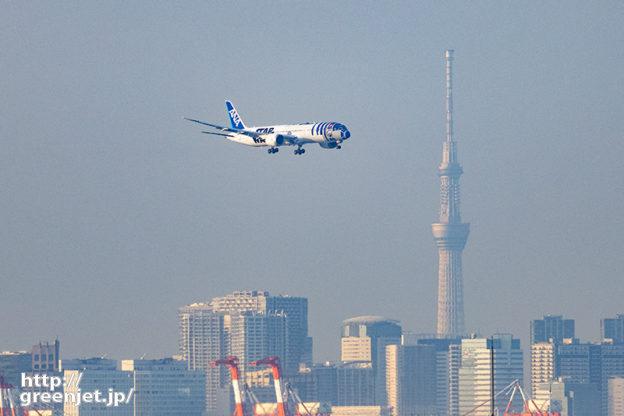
[[294, 147, 306, 155], [268, 147, 279, 154], [336, 145, 342, 149]]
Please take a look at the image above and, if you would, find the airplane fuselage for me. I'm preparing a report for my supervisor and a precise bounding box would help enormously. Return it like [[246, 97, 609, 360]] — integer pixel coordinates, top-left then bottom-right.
[[229, 122, 350, 149]]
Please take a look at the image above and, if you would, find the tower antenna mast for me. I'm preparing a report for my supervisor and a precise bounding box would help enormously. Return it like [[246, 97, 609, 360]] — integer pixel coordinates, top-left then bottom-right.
[[432, 50, 470, 336]]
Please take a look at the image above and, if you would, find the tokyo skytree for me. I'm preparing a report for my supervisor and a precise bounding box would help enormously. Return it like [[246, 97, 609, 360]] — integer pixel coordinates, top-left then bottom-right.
[[432, 50, 470, 336]]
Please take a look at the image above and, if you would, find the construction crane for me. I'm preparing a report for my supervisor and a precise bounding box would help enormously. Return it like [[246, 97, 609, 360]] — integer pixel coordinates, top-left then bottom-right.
[[0, 376, 26, 416], [461, 379, 560, 416], [249, 357, 288, 416], [242, 383, 273, 416], [502, 380, 560, 416], [209, 357, 246, 416], [283, 382, 312, 416]]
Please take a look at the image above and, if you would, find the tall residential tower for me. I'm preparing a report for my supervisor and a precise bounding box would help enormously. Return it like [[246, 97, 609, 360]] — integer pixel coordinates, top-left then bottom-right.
[[432, 50, 470, 336]]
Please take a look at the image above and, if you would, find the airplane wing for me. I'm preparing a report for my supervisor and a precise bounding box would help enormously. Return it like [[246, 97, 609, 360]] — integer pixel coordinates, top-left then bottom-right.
[[184, 117, 263, 138], [285, 136, 315, 146], [186, 117, 317, 146], [202, 131, 235, 138]]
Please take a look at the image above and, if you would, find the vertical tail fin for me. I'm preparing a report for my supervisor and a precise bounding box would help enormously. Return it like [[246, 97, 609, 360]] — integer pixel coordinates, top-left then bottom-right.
[[226, 101, 246, 130]]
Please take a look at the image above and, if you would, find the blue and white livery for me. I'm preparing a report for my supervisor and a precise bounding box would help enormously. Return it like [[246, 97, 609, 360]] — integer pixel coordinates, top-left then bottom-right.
[[185, 101, 351, 155]]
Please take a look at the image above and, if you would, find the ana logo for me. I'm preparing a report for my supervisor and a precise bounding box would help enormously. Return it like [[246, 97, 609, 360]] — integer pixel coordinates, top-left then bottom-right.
[[229, 109, 242, 127]]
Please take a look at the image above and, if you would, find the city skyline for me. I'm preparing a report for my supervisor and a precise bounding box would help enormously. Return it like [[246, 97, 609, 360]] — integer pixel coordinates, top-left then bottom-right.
[[1, 2, 623, 362], [4, 311, 622, 415]]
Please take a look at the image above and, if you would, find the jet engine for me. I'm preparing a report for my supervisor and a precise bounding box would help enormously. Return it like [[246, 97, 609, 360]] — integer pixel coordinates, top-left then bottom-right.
[[263, 134, 285, 147], [320, 141, 339, 149]]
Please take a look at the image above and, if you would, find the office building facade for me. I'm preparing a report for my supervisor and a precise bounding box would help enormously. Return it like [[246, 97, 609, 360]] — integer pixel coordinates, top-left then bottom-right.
[[385, 344, 437, 416], [121, 358, 205, 416], [341, 316, 401, 406], [458, 335, 523, 416], [602, 315, 624, 345], [530, 315, 575, 345], [609, 377, 624, 416]]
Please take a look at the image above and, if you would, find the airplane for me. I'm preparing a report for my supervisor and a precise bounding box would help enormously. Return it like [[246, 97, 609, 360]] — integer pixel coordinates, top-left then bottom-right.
[[184, 101, 351, 155]]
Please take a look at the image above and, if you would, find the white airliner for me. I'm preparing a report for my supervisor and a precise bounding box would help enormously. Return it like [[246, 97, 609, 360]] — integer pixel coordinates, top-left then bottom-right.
[[185, 101, 351, 155]]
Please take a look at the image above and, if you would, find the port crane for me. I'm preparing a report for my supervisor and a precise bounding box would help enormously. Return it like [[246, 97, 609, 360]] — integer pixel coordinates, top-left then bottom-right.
[[249, 357, 289, 416], [461, 379, 560, 416], [209, 357, 247, 416], [0, 376, 25, 416]]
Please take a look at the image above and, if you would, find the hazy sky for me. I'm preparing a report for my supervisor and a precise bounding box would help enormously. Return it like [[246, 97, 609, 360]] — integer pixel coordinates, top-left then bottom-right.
[[1, 1, 623, 362]]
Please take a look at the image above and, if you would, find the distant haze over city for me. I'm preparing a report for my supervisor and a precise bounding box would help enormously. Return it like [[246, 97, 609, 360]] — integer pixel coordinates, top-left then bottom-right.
[[1, 2, 623, 362]]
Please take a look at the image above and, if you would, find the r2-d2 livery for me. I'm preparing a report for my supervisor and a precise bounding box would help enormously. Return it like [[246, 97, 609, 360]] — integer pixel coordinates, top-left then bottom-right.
[[185, 101, 351, 155]]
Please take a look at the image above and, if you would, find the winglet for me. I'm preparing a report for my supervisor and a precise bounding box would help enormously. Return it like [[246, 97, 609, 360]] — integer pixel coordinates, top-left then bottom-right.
[[225, 100, 246, 130]]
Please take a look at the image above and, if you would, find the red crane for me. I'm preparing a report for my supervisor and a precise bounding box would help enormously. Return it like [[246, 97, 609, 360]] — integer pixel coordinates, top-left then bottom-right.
[[249, 357, 288, 416], [209, 357, 246, 416], [0, 376, 27, 416]]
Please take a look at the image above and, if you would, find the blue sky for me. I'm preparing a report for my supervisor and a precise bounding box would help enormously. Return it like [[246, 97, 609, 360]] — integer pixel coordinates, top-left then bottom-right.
[[1, 1, 622, 361]]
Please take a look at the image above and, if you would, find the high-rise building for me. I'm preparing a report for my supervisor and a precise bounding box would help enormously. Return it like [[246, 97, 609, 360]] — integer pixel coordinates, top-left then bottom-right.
[[178, 290, 310, 415], [229, 311, 286, 374], [31, 340, 60, 373], [178, 303, 226, 414], [341, 316, 401, 406], [266, 295, 313, 369], [600, 344, 624, 416], [458, 335, 523, 416], [608, 377, 624, 416], [447, 342, 462, 416], [291, 363, 338, 405], [120, 358, 206, 416], [557, 340, 602, 386], [553, 339, 624, 416], [385, 344, 437, 416], [403, 334, 464, 416], [337, 362, 375, 406], [207, 290, 311, 375], [601, 315, 624, 344], [0, 351, 31, 388], [432, 49, 470, 337], [530, 315, 575, 345], [531, 342, 556, 397], [529, 315, 575, 396]]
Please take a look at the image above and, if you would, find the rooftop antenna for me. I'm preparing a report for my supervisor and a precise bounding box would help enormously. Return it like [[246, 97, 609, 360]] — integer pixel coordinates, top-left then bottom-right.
[[490, 336, 495, 416], [446, 49, 454, 144]]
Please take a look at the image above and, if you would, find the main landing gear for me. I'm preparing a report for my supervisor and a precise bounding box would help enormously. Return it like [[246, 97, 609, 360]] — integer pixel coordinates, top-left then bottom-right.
[[268, 147, 279, 154], [336, 145, 342, 149], [294, 146, 306, 155]]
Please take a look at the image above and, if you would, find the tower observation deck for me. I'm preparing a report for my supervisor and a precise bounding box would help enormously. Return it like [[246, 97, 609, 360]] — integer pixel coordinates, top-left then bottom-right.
[[432, 50, 469, 336]]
